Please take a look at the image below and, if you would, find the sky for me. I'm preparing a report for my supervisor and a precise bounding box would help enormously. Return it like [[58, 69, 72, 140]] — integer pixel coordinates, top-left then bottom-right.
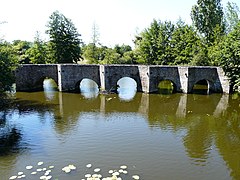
[[0, 0, 239, 47]]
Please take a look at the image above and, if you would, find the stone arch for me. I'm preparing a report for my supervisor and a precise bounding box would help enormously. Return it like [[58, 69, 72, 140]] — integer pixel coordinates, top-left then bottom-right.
[[158, 79, 177, 94], [187, 67, 226, 93], [103, 65, 143, 92], [151, 76, 180, 93], [74, 78, 100, 93], [15, 64, 59, 92], [33, 76, 58, 91], [112, 76, 141, 93], [190, 79, 216, 94], [148, 66, 183, 93], [117, 77, 137, 101], [117, 77, 137, 90]]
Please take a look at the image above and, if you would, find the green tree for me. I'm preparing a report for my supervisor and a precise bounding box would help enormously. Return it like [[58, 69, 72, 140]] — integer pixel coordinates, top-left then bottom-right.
[[208, 24, 226, 65], [114, 44, 132, 56], [12, 40, 31, 64], [224, 1, 240, 33], [135, 20, 175, 65], [218, 22, 240, 91], [26, 32, 51, 64], [82, 43, 105, 64], [83, 22, 101, 64], [100, 48, 121, 64], [114, 44, 135, 64], [0, 41, 18, 91], [118, 50, 137, 64], [46, 11, 82, 63], [191, 0, 225, 44], [171, 20, 202, 65]]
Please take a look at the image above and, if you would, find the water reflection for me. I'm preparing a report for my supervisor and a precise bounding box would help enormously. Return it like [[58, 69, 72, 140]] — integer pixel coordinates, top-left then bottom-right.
[[158, 80, 175, 94], [0, 112, 22, 155], [43, 78, 58, 101], [79, 79, 99, 99], [117, 77, 137, 101], [2, 91, 240, 179], [192, 80, 209, 95]]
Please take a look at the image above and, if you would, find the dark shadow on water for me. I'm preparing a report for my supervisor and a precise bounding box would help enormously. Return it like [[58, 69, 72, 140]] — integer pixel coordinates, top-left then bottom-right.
[[0, 94, 58, 155], [13, 99, 57, 114], [192, 80, 209, 95], [0, 127, 22, 156]]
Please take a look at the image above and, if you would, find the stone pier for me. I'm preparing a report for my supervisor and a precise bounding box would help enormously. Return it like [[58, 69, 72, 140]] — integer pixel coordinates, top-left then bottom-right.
[[15, 64, 230, 94]]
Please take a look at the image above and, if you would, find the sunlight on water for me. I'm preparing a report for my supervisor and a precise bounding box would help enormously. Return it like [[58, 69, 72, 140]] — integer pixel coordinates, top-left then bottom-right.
[[43, 79, 57, 100], [80, 79, 99, 99], [117, 77, 137, 101], [1, 92, 240, 180]]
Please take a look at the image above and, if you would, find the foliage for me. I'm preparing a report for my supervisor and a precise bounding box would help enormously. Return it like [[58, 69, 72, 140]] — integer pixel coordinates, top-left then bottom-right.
[[0, 41, 18, 91], [100, 48, 121, 64], [171, 20, 203, 65], [118, 50, 137, 64], [46, 11, 83, 63], [1, 2, 240, 91], [82, 43, 106, 64], [224, 1, 240, 33], [134, 20, 175, 65], [218, 22, 240, 90], [26, 33, 53, 64], [82, 44, 134, 64], [113, 44, 135, 64], [134, 19, 206, 65], [12, 40, 31, 64], [191, 0, 225, 44]]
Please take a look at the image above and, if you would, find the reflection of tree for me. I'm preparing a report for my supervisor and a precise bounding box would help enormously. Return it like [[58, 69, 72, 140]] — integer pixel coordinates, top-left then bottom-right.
[[183, 116, 212, 165], [0, 94, 22, 155], [0, 93, 58, 155], [0, 126, 22, 155], [147, 93, 240, 178], [214, 100, 240, 179], [52, 92, 101, 134]]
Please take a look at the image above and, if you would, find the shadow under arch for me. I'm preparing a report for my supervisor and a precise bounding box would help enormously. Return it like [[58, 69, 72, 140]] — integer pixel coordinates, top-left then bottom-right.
[[33, 76, 58, 92], [117, 77, 137, 101], [157, 79, 177, 94], [75, 78, 99, 99], [192, 79, 210, 95]]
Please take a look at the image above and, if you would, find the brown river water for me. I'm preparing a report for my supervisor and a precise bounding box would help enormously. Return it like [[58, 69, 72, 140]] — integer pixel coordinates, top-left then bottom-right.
[[0, 79, 240, 180]]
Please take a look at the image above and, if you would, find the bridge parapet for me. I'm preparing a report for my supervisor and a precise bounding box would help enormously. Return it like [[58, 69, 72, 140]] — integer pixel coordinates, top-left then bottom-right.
[[15, 64, 58, 91], [15, 64, 230, 94]]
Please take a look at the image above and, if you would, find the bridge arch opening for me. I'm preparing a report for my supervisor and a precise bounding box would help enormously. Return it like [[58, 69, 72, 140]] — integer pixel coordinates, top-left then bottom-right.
[[43, 78, 58, 91], [192, 79, 209, 94], [33, 77, 58, 92], [117, 77, 137, 101], [43, 78, 58, 100], [158, 80, 176, 94], [77, 78, 99, 99]]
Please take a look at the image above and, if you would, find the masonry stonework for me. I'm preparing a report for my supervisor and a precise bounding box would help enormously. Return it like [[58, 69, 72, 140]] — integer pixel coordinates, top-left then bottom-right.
[[15, 64, 230, 94]]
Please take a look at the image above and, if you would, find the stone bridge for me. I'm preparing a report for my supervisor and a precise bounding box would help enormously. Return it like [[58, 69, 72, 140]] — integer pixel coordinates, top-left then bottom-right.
[[15, 64, 230, 94]]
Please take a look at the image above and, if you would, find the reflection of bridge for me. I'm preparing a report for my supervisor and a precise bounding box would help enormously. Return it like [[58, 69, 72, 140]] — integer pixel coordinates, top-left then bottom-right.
[[54, 92, 229, 120], [15, 64, 230, 93]]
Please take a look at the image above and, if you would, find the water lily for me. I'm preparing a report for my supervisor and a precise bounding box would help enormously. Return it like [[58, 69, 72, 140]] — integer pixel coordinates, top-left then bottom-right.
[[86, 163, 92, 168], [26, 165, 33, 170], [37, 161, 44, 166], [132, 175, 140, 179]]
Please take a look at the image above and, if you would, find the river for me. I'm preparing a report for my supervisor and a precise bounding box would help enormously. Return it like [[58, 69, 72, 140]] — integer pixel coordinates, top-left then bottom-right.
[[0, 79, 240, 180]]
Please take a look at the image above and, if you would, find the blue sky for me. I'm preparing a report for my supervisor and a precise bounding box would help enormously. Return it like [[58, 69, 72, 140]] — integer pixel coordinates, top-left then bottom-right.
[[0, 0, 239, 47]]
